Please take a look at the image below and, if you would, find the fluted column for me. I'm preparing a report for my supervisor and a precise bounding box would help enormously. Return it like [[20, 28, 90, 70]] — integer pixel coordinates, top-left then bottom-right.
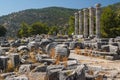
[[95, 3, 101, 38], [78, 11, 83, 35], [89, 7, 94, 37], [83, 9, 88, 38], [74, 12, 79, 35]]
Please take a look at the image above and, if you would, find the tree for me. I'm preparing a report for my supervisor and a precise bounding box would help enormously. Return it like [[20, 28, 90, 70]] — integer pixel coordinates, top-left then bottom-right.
[[116, 9, 120, 27], [0, 25, 7, 37], [68, 16, 75, 35], [100, 6, 120, 38], [17, 22, 29, 38], [17, 22, 49, 38], [30, 22, 49, 35], [48, 26, 59, 35]]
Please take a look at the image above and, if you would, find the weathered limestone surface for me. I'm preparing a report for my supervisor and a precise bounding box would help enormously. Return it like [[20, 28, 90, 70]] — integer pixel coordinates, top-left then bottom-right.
[[10, 53, 20, 67], [89, 7, 94, 37], [95, 3, 101, 38], [74, 12, 79, 35], [83, 9, 88, 38], [78, 11, 83, 35], [0, 56, 9, 72], [74, 4, 102, 38]]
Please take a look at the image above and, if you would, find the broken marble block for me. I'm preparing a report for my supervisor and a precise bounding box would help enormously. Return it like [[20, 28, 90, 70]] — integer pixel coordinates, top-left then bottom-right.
[[101, 45, 118, 53], [32, 64, 47, 72], [10, 53, 20, 67], [55, 44, 70, 58], [13, 75, 29, 80], [0, 56, 9, 72], [59, 65, 85, 80], [69, 42, 84, 49], [45, 42, 58, 55], [46, 65, 64, 80], [19, 64, 31, 74]]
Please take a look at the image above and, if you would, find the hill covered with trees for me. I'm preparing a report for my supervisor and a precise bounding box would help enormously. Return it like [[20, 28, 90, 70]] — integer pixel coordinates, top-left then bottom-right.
[[0, 2, 120, 38], [0, 7, 78, 37]]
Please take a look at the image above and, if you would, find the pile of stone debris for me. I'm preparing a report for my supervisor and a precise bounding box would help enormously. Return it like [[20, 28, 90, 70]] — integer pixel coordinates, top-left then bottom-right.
[[0, 35, 119, 80]]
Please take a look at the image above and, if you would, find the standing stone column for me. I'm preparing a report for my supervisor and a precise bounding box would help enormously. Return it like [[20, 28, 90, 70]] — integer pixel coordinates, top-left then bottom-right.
[[83, 9, 88, 38], [74, 12, 79, 35], [78, 11, 83, 35], [95, 3, 101, 38], [89, 7, 94, 37]]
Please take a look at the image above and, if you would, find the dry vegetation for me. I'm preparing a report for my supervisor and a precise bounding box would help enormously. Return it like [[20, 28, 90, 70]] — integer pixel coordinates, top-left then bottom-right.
[[7, 60, 14, 72]]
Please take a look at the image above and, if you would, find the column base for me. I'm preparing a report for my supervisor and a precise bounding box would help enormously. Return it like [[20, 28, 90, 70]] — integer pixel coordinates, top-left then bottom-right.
[[73, 35, 83, 39]]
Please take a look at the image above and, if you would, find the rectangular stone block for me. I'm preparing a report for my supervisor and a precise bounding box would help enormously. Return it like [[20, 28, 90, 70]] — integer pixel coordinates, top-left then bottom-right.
[[10, 53, 20, 67], [0, 56, 9, 72]]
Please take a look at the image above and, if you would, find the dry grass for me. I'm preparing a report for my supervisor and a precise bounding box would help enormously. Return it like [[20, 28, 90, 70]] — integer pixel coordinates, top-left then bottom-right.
[[29, 52, 37, 63], [9, 47, 17, 53], [88, 70, 94, 75], [95, 75, 103, 80], [49, 48, 55, 59], [55, 54, 60, 65], [55, 53, 68, 67], [0, 76, 4, 80], [30, 52, 35, 59], [37, 49, 43, 54], [62, 56, 68, 67], [7, 60, 14, 72], [19, 50, 26, 57], [75, 46, 81, 54], [84, 47, 89, 56]]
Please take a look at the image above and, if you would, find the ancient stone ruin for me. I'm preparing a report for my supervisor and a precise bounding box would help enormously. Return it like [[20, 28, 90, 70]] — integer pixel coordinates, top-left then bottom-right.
[[0, 3, 119, 80], [74, 3, 101, 38]]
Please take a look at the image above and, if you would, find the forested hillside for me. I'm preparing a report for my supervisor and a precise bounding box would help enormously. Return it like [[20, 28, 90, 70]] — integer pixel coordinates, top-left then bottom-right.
[[0, 7, 78, 37], [0, 2, 120, 37], [101, 2, 120, 37]]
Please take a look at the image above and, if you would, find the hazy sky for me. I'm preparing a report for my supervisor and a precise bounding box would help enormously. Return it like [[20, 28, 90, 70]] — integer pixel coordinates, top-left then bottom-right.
[[0, 0, 120, 16]]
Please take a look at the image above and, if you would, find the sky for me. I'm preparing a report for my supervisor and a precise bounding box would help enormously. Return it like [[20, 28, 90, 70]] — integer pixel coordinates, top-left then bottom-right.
[[0, 0, 120, 16]]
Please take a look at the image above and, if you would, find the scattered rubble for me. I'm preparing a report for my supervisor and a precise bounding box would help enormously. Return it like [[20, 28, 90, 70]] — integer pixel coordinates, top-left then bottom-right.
[[0, 35, 119, 80]]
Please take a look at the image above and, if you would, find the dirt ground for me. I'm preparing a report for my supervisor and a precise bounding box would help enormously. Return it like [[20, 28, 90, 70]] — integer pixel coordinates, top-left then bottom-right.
[[29, 50, 120, 80], [69, 50, 120, 70], [69, 50, 120, 79]]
